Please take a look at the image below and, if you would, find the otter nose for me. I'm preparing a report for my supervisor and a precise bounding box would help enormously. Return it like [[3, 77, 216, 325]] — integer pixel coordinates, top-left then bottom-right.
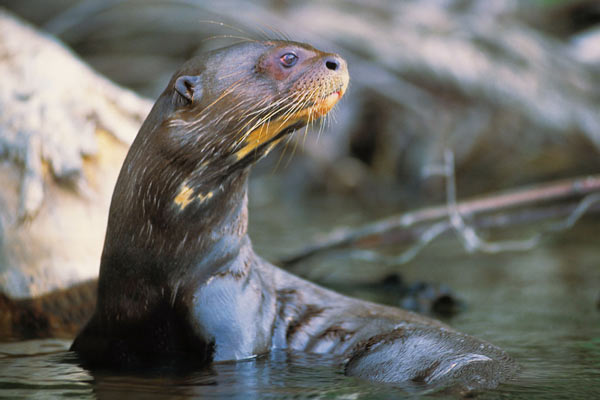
[[325, 56, 342, 71]]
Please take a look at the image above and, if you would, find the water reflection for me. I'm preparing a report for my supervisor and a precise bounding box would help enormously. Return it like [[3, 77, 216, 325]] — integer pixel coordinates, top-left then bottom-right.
[[87, 350, 420, 399], [1, 218, 599, 398], [0, 345, 411, 399], [0, 340, 94, 398], [3, 332, 599, 399]]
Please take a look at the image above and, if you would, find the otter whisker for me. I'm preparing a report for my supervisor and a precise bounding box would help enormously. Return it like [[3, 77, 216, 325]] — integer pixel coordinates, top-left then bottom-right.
[[183, 77, 253, 135], [199, 77, 250, 115], [215, 93, 259, 126], [277, 91, 312, 124], [241, 96, 294, 128], [274, 128, 298, 172], [217, 70, 249, 81], [247, 93, 298, 117], [201, 35, 258, 45], [239, 93, 296, 124], [259, 22, 291, 42], [286, 129, 302, 168], [234, 94, 303, 146], [196, 19, 257, 42], [299, 96, 317, 145], [317, 113, 327, 143], [252, 24, 273, 42], [180, 88, 246, 134]]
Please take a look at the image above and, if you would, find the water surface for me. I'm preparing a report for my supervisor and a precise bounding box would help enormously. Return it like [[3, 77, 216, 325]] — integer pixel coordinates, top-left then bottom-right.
[[1, 186, 598, 398]]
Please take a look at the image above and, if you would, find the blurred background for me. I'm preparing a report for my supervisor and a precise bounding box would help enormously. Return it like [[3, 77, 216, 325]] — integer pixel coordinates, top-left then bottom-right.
[[2, 0, 600, 299], [4, 0, 600, 201], [1, 0, 599, 295], [1, 0, 599, 398]]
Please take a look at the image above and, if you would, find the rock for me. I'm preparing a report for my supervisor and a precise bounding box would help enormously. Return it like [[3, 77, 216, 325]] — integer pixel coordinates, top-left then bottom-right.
[[0, 9, 151, 298]]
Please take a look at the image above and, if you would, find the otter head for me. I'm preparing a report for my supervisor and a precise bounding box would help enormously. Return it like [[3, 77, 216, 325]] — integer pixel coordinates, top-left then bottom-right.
[[118, 40, 346, 216], [164, 41, 348, 178], [94, 41, 348, 337], [102, 41, 348, 280]]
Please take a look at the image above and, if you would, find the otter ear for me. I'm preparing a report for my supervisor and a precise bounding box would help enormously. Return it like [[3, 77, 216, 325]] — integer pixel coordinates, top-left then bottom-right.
[[175, 75, 203, 103]]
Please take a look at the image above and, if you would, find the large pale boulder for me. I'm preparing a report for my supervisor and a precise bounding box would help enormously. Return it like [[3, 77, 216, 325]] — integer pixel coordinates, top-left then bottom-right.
[[0, 9, 151, 298]]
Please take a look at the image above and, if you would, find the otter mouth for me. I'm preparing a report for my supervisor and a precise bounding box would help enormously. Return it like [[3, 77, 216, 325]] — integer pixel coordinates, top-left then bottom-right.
[[232, 84, 345, 161], [312, 88, 344, 117]]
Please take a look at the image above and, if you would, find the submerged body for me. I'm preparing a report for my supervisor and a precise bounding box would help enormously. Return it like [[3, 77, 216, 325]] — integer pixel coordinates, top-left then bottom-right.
[[71, 40, 514, 390]]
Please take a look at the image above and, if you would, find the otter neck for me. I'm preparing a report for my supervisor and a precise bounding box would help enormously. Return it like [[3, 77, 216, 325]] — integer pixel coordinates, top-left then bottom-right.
[[98, 149, 253, 306]]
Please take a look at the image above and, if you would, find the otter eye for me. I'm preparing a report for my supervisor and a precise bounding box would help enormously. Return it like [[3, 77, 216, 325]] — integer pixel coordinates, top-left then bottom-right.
[[279, 52, 298, 68]]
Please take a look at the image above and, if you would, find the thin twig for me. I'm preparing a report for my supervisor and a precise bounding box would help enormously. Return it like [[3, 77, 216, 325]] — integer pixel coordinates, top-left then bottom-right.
[[280, 172, 600, 266], [441, 149, 542, 253]]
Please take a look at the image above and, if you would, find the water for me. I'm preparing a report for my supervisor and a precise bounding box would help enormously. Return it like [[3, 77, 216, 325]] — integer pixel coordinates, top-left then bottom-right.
[[0, 344, 435, 399], [1, 184, 599, 398]]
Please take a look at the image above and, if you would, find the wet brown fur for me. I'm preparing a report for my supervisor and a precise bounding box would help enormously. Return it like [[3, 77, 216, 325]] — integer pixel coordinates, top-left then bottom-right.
[[68, 40, 347, 369], [5, 40, 514, 390]]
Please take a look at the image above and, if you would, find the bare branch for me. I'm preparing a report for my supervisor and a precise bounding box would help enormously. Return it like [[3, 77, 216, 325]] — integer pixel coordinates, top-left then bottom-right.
[[280, 172, 600, 267]]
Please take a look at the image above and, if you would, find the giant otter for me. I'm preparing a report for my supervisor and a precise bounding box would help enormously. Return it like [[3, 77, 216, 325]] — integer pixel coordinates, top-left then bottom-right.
[[71, 40, 514, 390]]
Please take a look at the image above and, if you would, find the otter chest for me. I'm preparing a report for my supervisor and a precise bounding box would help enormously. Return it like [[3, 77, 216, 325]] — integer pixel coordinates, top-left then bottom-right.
[[190, 257, 277, 361]]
